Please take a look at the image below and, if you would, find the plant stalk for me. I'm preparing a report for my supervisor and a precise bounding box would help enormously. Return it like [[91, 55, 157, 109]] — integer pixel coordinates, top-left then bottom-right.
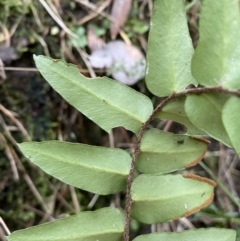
[[123, 86, 240, 241]]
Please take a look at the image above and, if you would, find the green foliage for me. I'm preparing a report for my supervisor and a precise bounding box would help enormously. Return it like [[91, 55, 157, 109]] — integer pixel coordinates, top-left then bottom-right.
[[19, 141, 131, 195], [192, 0, 240, 89], [7, 0, 240, 240], [70, 26, 87, 48], [145, 0, 196, 97], [155, 96, 205, 135], [34, 55, 153, 134], [6, 208, 124, 241], [130, 174, 215, 224], [222, 96, 240, 155], [185, 93, 232, 146], [136, 129, 208, 174]]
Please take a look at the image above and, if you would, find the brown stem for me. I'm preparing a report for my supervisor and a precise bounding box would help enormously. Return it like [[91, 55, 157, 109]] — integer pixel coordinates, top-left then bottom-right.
[[123, 86, 240, 241]]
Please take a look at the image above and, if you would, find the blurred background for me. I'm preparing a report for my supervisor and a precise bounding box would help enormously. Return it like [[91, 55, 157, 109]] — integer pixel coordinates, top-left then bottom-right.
[[0, 0, 240, 240]]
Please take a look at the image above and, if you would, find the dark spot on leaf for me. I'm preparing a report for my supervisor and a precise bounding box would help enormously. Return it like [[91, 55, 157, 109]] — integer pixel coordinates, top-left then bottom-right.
[[201, 192, 205, 197], [177, 140, 184, 145]]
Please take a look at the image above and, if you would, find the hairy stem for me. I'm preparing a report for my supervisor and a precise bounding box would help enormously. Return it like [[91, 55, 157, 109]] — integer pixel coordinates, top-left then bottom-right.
[[123, 86, 240, 241]]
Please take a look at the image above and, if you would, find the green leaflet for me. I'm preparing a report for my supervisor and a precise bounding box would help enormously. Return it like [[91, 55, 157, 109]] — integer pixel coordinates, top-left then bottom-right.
[[222, 96, 240, 155], [34, 55, 153, 134], [155, 96, 205, 135], [132, 228, 236, 241], [185, 93, 232, 147], [192, 0, 240, 89], [136, 129, 209, 174], [145, 0, 196, 97], [6, 208, 124, 241], [130, 174, 215, 224], [19, 141, 131, 195]]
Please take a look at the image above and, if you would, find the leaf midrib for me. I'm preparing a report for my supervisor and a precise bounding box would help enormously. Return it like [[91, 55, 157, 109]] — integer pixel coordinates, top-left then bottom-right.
[[140, 148, 204, 154], [27, 149, 129, 175], [132, 190, 212, 202]]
